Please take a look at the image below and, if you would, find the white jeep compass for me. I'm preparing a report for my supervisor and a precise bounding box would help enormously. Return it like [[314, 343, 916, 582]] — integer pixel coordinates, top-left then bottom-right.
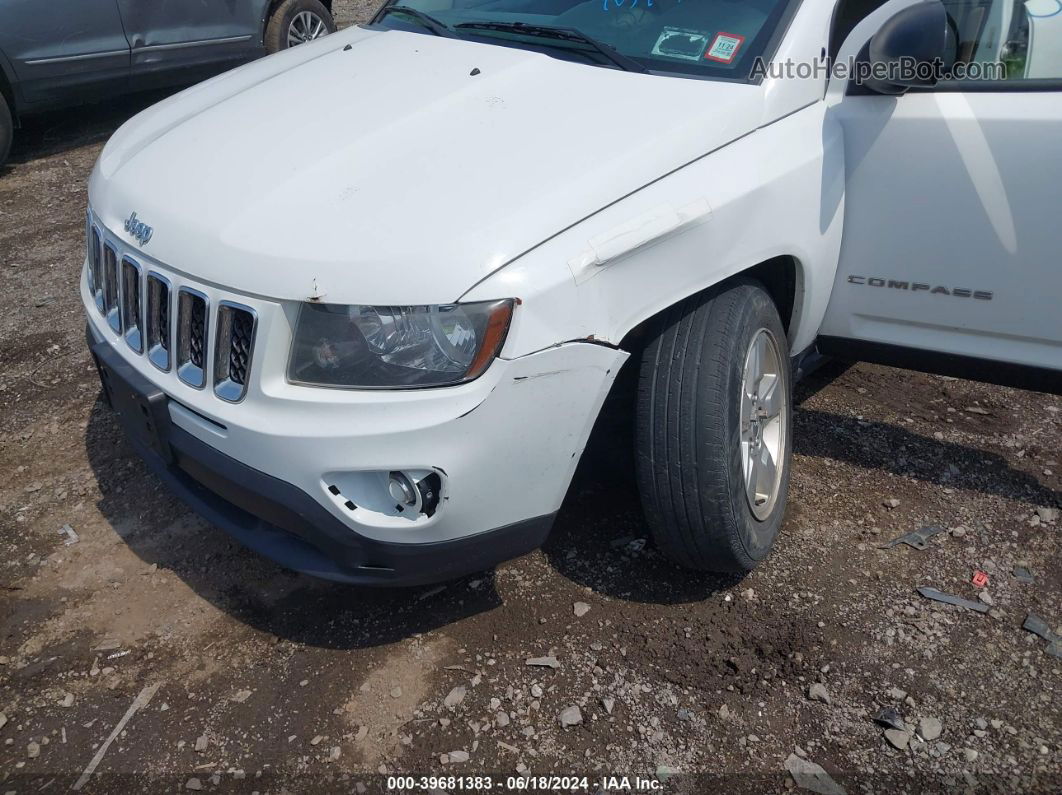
[[83, 0, 1062, 585]]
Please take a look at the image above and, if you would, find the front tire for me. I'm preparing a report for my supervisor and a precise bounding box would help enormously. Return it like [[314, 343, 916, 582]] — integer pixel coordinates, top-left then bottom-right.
[[0, 95, 12, 168], [635, 279, 792, 573], [265, 0, 336, 54]]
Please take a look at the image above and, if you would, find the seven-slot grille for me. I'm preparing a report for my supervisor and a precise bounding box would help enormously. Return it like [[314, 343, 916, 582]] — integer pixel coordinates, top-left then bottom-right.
[[88, 223, 257, 402]]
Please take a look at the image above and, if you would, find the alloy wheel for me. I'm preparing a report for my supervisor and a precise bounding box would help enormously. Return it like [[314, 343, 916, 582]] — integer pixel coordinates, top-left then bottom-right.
[[739, 328, 787, 520], [287, 11, 328, 47]]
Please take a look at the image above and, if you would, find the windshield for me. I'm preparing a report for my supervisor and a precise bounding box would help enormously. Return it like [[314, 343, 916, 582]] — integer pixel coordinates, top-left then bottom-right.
[[371, 0, 798, 80]]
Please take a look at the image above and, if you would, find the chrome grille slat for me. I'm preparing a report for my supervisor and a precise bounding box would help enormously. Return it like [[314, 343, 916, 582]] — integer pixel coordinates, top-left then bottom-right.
[[176, 288, 209, 389], [121, 258, 143, 353], [213, 302, 257, 402], [146, 273, 172, 371], [89, 226, 104, 313], [102, 244, 121, 333]]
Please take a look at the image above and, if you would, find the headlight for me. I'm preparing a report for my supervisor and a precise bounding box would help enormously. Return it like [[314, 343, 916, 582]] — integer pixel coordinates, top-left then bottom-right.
[[287, 300, 515, 388]]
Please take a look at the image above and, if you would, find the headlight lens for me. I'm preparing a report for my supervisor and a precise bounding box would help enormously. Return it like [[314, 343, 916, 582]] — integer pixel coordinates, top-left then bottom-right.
[[287, 300, 515, 388]]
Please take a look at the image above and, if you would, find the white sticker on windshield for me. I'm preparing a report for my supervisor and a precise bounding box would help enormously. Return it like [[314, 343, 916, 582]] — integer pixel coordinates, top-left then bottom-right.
[[651, 28, 710, 62], [705, 32, 745, 64]]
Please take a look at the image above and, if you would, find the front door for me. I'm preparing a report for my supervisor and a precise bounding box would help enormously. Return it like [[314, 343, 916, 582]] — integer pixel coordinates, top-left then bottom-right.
[[117, 0, 264, 79], [819, 0, 1062, 391], [2, 0, 129, 108]]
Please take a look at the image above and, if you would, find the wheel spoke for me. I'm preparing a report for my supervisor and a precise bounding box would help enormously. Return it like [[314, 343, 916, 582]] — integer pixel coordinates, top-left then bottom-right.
[[746, 335, 762, 393], [758, 373, 781, 418], [756, 332, 771, 379], [761, 415, 783, 457], [740, 384, 755, 430], [753, 443, 776, 508], [744, 439, 759, 492]]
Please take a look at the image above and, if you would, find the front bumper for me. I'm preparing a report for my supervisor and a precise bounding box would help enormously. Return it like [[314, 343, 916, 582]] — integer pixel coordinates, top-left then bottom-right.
[[87, 312, 626, 585]]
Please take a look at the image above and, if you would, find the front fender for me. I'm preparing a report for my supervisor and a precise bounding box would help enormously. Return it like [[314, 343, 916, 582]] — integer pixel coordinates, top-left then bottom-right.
[[464, 101, 843, 359]]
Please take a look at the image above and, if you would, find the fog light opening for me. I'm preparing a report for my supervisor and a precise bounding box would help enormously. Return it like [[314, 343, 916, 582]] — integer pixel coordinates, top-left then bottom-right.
[[388, 471, 441, 518]]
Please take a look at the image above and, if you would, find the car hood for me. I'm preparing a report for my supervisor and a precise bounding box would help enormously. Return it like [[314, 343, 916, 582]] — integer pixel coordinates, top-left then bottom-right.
[[90, 27, 765, 305]]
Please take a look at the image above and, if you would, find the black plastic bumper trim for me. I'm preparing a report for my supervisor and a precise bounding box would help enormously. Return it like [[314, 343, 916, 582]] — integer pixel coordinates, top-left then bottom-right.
[[88, 323, 555, 586]]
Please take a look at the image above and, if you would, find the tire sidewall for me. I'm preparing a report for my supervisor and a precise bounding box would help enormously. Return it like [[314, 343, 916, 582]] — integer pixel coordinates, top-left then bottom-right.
[[0, 96, 12, 168], [721, 284, 793, 565]]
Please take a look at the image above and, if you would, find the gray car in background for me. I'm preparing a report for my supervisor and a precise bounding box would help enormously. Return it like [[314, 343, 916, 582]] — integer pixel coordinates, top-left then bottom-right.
[[0, 0, 336, 166]]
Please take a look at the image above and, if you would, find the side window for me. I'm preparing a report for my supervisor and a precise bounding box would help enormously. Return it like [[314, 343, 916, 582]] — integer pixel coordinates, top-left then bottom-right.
[[945, 0, 1062, 80], [832, 0, 1062, 81]]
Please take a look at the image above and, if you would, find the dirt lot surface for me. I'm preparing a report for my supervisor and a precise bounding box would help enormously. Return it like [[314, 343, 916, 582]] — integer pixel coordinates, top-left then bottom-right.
[[1, 6, 1060, 793]]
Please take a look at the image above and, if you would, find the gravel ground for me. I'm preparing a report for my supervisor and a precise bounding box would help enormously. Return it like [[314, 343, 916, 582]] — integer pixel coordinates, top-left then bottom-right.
[[1, 5, 1060, 793]]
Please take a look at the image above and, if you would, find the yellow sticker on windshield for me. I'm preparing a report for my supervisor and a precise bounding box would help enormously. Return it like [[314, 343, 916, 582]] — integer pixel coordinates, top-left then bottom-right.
[[651, 28, 710, 62]]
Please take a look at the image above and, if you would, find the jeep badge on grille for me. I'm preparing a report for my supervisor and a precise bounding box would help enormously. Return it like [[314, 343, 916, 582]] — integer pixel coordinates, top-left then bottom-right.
[[124, 212, 153, 246]]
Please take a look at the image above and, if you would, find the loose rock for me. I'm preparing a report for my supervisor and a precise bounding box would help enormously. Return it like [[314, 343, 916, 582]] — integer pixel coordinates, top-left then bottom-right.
[[1035, 507, 1058, 523], [884, 729, 911, 750], [808, 683, 831, 705], [526, 656, 560, 669], [784, 753, 846, 795], [444, 686, 467, 708], [919, 717, 943, 741], [558, 706, 583, 727]]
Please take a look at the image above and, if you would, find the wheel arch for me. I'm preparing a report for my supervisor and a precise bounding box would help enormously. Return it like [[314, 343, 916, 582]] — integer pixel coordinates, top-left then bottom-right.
[[266, 0, 334, 19], [617, 255, 804, 356]]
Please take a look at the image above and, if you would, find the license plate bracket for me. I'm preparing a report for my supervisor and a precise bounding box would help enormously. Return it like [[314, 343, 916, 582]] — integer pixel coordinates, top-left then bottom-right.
[[92, 339, 174, 464]]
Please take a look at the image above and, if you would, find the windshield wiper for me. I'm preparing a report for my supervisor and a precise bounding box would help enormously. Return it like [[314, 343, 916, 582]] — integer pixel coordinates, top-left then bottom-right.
[[455, 21, 647, 73], [377, 6, 456, 38]]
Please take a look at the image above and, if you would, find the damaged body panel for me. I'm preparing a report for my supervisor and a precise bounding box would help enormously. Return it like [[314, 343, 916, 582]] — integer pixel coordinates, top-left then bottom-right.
[[86, 257, 624, 567], [81, 0, 1062, 584], [117, 1, 261, 72]]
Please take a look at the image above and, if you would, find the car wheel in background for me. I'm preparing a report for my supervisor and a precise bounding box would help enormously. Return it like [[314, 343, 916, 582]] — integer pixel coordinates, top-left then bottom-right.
[[0, 95, 12, 168], [265, 0, 336, 54], [635, 279, 793, 574]]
